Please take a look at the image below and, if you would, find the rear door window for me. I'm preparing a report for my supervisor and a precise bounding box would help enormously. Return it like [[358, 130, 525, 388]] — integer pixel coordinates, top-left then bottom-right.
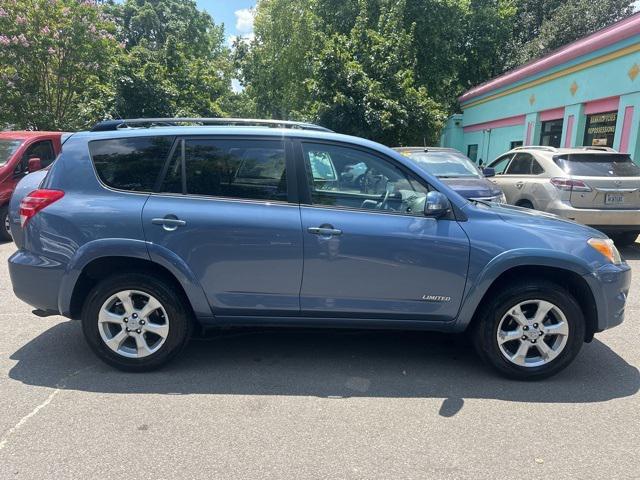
[[90, 136, 175, 192], [553, 153, 640, 177], [505, 153, 533, 174], [181, 138, 287, 201]]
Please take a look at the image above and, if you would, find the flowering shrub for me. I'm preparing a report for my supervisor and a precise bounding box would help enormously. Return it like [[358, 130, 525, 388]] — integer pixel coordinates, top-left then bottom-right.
[[0, 0, 122, 129]]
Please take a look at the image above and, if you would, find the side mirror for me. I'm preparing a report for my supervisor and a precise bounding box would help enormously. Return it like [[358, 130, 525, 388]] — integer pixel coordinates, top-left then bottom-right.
[[424, 191, 451, 218], [482, 167, 496, 177], [27, 157, 42, 173]]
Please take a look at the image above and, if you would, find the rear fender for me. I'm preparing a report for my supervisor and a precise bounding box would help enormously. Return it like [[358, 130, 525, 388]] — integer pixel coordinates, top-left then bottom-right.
[[58, 238, 212, 319]]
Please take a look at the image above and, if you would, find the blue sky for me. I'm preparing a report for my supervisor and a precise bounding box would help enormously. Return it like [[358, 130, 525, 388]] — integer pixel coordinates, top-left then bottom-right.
[[195, 1, 257, 44]]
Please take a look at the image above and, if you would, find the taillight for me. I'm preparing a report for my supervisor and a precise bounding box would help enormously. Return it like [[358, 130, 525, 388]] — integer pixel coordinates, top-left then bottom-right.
[[19, 189, 64, 227], [550, 177, 592, 192]]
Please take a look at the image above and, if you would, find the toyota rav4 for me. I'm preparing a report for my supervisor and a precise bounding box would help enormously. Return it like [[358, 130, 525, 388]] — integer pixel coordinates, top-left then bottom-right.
[[7, 118, 632, 379]]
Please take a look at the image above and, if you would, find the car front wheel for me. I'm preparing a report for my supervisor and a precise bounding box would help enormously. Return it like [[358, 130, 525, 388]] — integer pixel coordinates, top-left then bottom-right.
[[82, 273, 192, 371], [474, 280, 585, 379]]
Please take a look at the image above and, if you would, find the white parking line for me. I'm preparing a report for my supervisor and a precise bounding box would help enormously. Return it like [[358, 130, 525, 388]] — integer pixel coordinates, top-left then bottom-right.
[[0, 366, 93, 452]]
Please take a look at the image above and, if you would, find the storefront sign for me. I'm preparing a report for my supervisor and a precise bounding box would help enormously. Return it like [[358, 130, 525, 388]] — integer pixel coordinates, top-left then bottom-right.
[[584, 111, 617, 146]]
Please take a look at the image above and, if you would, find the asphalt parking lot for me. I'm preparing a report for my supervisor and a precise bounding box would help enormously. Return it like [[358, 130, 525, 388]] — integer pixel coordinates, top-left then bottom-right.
[[0, 240, 638, 480]]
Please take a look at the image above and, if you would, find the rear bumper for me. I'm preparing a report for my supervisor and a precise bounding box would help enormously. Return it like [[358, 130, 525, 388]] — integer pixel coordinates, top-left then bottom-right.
[[547, 202, 640, 229], [8, 249, 64, 314], [583, 262, 632, 333]]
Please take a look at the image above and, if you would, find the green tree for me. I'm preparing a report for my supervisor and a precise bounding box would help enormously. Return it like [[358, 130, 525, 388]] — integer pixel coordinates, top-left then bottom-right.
[[308, 0, 445, 145], [512, 0, 634, 65], [0, 0, 121, 130], [107, 0, 236, 118]]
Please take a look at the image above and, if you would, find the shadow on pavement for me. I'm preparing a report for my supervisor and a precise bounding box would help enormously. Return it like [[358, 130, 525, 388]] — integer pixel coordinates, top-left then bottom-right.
[[620, 241, 640, 261], [8, 321, 639, 416]]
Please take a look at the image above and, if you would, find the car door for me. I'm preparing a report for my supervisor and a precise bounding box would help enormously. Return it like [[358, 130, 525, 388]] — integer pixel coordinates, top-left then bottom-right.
[[497, 152, 535, 204], [10, 139, 56, 190], [296, 140, 470, 321], [142, 135, 304, 315]]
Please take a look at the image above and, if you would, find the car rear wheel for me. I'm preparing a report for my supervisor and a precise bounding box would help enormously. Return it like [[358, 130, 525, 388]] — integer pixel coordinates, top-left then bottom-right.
[[611, 231, 638, 247], [81, 273, 192, 371], [0, 206, 12, 241], [473, 280, 584, 380]]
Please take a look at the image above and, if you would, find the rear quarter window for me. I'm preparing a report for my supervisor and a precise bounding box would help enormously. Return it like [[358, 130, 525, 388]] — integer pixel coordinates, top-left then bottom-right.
[[89, 136, 175, 192], [553, 153, 640, 177]]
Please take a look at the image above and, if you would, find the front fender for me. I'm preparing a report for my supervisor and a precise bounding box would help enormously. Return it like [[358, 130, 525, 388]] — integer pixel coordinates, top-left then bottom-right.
[[454, 248, 593, 330]]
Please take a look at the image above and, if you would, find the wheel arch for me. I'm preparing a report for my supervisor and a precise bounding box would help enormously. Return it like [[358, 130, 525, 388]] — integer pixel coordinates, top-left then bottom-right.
[[59, 239, 212, 321], [458, 251, 598, 341]]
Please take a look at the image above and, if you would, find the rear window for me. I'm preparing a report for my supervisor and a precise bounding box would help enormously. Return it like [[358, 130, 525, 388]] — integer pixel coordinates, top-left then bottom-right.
[[553, 153, 640, 177], [89, 136, 175, 191], [404, 150, 481, 178], [0, 139, 23, 166]]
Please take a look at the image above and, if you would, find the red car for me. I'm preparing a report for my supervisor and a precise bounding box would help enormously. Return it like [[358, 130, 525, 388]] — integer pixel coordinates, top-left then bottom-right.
[[0, 131, 64, 241]]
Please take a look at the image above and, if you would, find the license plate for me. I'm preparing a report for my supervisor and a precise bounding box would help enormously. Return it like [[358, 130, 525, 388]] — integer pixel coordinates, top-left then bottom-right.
[[605, 193, 624, 205]]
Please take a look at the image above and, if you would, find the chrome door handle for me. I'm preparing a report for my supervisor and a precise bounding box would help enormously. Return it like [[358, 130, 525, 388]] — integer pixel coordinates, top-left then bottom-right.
[[308, 226, 342, 236], [515, 182, 524, 189], [152, 217, 186, 231]]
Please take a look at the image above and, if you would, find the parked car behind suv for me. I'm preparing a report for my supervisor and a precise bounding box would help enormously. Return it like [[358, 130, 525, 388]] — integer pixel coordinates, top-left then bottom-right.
[[7, 119, 631, 379], [393, 147, 506, 203], [487, 146, 640, 246], [0, 131, 63, 241]]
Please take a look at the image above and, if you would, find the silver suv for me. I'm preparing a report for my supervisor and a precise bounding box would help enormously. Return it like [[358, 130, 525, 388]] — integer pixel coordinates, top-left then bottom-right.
[[487, 146, 640, 246]]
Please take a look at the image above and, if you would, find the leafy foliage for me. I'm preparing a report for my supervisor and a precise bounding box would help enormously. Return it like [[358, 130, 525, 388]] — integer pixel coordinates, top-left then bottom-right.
[[106, 0, 234, 118], [0, 0, 635, 138], [0, 0, 121, 130]]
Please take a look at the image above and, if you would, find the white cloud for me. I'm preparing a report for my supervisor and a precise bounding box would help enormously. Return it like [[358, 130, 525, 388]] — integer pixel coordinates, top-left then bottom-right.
[[235, 8, 254, 34], [226, 32, 255, 48]]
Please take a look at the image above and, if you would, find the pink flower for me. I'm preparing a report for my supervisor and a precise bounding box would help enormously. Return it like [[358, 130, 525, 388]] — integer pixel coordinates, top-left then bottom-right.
[[16, 15, 26, 25], [0, 8, 8, 17], [41, 26, 51, 35], [0, 35, 10, 46], [17, 34, 29, 47], [48, 47, 56, 54]]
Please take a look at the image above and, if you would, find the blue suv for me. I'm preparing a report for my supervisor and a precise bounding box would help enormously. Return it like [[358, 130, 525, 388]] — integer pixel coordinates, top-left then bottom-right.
[[7, 118, 631, 379]]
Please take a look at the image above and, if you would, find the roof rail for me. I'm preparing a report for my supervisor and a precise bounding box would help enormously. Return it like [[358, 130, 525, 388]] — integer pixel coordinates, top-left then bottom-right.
[[513, 145, 558, 152], [90, 117, 333, 133]]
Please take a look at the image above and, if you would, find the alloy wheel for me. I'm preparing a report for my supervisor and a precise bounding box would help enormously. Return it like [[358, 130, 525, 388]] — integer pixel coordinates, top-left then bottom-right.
[[496, 299, 570, 368], [98, 290, 170, 359]]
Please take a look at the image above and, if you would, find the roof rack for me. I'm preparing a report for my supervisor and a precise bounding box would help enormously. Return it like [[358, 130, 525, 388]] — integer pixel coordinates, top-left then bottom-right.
[[512, 145, 558, 152], [90, 117, 333, 133]]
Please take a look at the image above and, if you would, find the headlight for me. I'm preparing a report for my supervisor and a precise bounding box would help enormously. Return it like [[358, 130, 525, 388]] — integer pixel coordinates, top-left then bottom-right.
[[587, 238, 622, 264], [497, 193, 507, 203]]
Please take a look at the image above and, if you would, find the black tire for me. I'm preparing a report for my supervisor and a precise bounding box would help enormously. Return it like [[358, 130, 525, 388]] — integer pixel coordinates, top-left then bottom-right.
[[516, 200, 534, 209], [473, 280, 585, 380], [81, 273, 193, 372], [612, 231, 639, 247], [0, 205, 12, 242]]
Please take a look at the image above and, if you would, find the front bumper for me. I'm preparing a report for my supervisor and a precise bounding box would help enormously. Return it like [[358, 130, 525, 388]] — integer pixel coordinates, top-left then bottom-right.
[[547, 201, 640, 229], [583, 262, 632, 333], [8, 249, 64, 314]]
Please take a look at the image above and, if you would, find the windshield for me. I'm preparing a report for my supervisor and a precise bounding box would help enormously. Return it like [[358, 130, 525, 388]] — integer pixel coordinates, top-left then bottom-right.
[[405, 150, 481, 178], [553, 153, 640, 177], [0, 139, 23, 166]]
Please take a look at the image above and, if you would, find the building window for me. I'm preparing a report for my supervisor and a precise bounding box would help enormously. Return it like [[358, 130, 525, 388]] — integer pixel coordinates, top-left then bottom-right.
[[584, 111, 618, 147], [510, 141, 523, 149], [467, 144, 478, 162], [540, 119, 563, 148]]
